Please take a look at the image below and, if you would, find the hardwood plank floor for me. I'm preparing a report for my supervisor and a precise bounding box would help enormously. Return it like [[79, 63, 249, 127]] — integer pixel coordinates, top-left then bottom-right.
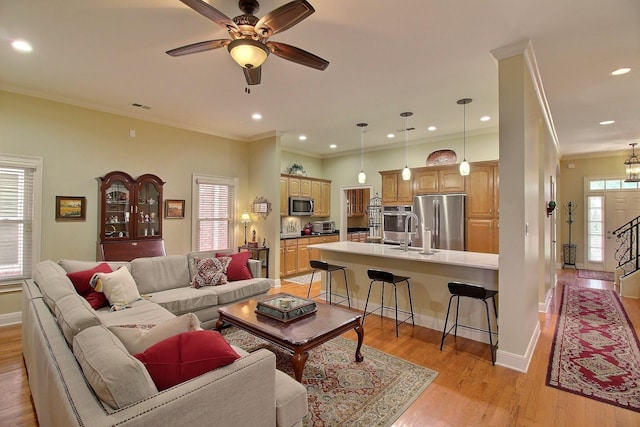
[[3, 269, 640, 426]]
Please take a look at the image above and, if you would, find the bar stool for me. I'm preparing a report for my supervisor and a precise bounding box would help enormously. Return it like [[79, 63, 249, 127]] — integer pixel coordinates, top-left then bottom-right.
[[307, 260, 351, 308], [440, 282, 499, 365], [362, 269, 415, 337]]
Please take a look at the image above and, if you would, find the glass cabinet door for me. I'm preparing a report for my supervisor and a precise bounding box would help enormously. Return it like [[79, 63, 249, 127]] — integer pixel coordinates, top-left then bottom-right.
[[135, 175, 163, 238], [104, 180, 131, 239]]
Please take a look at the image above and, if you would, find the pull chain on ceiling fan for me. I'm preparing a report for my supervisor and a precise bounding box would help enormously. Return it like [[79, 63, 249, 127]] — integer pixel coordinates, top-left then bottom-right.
[[166, 0, 330, 86]]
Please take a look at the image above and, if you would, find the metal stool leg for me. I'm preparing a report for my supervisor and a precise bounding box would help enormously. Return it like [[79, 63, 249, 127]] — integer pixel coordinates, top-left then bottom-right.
[[405, 279, 415, 326], [380, 281, 385, 319], [362, 280, 375, 324], [341, 268, 351, 309], [327, 271, 333, 305], [454, 296, 460, 337], [440, 294, 455, 350], [394, 284, 399, 337], [484, 300, 496, 365], [307, 270, 317, 299]]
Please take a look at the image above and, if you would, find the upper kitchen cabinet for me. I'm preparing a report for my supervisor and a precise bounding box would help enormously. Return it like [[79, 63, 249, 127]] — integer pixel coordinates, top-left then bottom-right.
[[279, 176, 289, 216], [98, 171, 165, 261], [280, 174, 331, 217], [288, 176, 312, 198], [311, 179, 331, 217], [380, 170, 412, 205], [413, 165, 465, 194], [465, 162, 497, 218]]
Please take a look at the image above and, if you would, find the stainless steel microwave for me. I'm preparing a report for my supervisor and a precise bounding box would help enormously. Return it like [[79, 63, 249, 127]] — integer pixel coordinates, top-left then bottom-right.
[[289, 197, 314, 216]]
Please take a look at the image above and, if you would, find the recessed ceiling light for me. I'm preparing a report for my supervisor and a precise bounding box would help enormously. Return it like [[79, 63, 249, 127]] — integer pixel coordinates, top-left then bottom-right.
[[251, 113, 262, 120], [298, 135, 307, 141], [599, 120, 615, 125], [329, 144, 337, 149], [387, 133, 395, 139], [480, 116, 491, 122], [11, 39, 32, 52], [611, 68, 631, 76], [427, 126, 437, 132]]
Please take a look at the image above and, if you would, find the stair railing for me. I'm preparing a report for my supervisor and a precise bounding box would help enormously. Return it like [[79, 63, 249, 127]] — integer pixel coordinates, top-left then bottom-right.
[[613, 216, 640, 277]]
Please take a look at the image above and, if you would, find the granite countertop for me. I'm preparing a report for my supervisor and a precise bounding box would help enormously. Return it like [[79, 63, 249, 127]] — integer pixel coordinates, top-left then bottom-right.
[[307, 241, 499, 270]]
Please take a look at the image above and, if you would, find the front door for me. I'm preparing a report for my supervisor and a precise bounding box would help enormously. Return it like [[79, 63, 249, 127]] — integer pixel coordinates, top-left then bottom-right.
[[604, 191, 640, 271]]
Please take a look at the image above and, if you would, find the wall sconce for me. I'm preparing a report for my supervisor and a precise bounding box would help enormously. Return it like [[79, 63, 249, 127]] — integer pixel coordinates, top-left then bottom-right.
[[546, 201, 557, 217], [240, 211, 252, 245]]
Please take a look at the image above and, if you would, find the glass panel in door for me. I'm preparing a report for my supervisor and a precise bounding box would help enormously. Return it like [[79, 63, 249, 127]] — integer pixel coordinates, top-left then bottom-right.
[[136, 182, 160, 238], [105, 180, 130, 239]]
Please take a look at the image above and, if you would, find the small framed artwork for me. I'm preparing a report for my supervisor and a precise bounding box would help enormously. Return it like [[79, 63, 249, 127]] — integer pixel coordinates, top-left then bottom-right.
[[165, 199, 185, 219], [56, 196, 87, 221]]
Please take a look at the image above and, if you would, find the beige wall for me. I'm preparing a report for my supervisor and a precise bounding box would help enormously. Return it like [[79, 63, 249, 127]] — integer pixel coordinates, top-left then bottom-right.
[[0, 90, 258, 314]]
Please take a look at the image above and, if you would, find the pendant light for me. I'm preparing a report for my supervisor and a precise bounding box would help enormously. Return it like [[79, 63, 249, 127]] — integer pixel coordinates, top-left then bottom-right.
[[624, 142, 640, 182], [401, 112, 413, 180], [457, 98, 472, 176], [357, 122, 368, 183]]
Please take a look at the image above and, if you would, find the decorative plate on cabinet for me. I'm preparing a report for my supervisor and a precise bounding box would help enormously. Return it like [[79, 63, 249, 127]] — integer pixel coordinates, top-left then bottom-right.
[[426, 149, 457, 166]]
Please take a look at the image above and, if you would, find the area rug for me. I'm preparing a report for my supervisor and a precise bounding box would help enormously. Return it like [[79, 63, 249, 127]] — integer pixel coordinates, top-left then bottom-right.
[[546, 285, 640, 412], [284, 273, 320, 285], [222, 327, 438, 426], [577, 269, 614, 282]]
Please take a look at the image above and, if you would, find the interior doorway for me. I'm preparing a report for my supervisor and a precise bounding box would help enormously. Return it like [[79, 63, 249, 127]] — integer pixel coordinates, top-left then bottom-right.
[[604, 191, 640, 271], [339, 185, 374, 241]]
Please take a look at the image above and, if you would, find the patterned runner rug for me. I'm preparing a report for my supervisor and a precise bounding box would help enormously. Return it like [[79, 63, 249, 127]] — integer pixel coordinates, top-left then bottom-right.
[[223, 327, 438, 426], [546, 285, 640, 412], [577, 269, 615, 282]]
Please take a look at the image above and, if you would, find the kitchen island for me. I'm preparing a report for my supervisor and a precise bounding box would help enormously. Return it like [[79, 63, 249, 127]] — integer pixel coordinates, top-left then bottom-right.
[[308, 241, 499, 344]]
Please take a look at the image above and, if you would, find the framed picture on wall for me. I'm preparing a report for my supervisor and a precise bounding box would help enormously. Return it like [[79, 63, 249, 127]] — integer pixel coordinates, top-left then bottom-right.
[[165, 199, 185, 219], [55, 196, 86, 221]]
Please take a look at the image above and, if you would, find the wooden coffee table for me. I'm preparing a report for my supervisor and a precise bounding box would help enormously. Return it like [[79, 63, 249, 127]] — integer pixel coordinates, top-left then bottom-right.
[[215, 296, 364, 382]]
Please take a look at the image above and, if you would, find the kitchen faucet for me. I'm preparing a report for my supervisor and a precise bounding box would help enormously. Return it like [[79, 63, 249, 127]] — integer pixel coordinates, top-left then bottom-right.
[[403, 212, 419, 252]]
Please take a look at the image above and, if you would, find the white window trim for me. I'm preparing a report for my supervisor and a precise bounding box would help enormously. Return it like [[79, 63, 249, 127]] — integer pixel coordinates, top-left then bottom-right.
[[0, 154, 42, 286], [191, 173, 239, 252]]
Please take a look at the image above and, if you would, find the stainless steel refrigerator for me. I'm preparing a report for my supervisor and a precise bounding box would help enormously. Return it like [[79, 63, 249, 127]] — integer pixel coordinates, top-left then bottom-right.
[[413, 194, 465, 250]]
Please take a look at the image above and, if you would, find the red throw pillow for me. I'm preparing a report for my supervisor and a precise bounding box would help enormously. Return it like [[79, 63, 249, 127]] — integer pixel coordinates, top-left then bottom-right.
[[66, 263, 111, 309], [134, 330, 240, 391], [216, 251, 252, 281]]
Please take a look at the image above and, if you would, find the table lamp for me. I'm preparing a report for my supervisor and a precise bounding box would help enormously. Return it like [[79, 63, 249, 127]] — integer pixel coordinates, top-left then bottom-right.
[[240, 211, 252, 246]]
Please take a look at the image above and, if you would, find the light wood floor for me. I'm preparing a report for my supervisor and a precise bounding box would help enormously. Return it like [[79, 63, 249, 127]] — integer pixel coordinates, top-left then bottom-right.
[[3, 270, 640, 426]]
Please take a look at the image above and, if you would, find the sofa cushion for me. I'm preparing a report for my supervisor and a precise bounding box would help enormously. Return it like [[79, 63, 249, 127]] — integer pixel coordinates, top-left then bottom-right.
[[93, 266, 141, 307], [275, 370, 309, 427], [134, 330, 240, 391], [130, 255, 190, 294], [191, 257, 231, 288], [54, 293, 101, 344], [109, 313, 202, 354], [95, 299, 176, 327], [144, 287, 219, 315], [58, 259, 131, 274], [33, 260, 77, 312], [73, 325, 157, 409], [210, 278, 273, 305], [217, 251, 253, 281], [66, 262, 111, 309]]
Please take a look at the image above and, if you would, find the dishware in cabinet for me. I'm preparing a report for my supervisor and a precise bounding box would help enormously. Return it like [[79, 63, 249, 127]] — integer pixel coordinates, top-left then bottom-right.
[[98, 171, 164, 242]]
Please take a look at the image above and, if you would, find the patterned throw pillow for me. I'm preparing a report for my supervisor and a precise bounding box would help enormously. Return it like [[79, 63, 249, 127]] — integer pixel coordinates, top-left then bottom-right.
[[191, 257, 231, 288]]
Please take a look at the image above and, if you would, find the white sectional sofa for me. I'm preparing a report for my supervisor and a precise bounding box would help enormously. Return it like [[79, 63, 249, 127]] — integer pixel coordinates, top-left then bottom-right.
[[21, 252, 308, 427]]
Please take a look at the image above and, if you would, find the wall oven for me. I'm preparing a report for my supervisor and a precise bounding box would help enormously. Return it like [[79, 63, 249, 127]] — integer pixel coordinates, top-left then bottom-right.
[[288, 197, 314, 216], [383, 205, 415, 244]]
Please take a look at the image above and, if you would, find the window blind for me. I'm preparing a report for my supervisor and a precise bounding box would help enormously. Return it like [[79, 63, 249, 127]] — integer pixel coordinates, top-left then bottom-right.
[[193, 175, 236, 252], [0, 164, 36, 281]]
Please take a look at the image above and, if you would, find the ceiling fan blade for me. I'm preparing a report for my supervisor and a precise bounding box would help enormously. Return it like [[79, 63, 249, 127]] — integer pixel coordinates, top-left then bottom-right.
[[254, 0, 314, 37], [166, 39, 230, 57], [266, 41, 329, 70], [178, 0, 239, 33], [244, 66, 262, 85]]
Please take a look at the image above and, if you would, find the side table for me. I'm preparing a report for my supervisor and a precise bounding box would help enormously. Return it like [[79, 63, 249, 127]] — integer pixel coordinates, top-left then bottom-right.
[[238, 246, 270, 278]]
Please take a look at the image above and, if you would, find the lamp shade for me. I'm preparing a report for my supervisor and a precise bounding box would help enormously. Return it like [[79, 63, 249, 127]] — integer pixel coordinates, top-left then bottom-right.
[[401, 166, 411, 180], [459, 160, 470, 176], [358, 170, 366, 183], [228, 39, 269, 69], [240, 211, 252, 224]]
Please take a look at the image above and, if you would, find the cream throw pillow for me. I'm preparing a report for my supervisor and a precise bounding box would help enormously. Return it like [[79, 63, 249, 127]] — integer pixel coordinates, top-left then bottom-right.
[[109, 313, 202, 354], [93, 266, 141, 306]]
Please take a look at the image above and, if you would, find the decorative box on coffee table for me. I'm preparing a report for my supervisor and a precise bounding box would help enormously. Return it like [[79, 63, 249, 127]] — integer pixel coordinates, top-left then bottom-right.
[[255, 293, 316, 322]]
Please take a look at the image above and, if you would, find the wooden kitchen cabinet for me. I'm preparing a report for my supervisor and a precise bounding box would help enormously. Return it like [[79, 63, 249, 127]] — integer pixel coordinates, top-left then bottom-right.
[[347, 188, 367, 217], [465, 161, 499, 253], [282, 239, 298, 276], [413, 166, 464, 194], [297, 237, 310, 273], [279, 176, 289, 216], [311, 179, 331, 217], [381, 170, 412, 205]]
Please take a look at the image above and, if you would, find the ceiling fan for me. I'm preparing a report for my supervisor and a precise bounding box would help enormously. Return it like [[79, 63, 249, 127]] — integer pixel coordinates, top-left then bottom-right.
[[166, 0, 329, 85]]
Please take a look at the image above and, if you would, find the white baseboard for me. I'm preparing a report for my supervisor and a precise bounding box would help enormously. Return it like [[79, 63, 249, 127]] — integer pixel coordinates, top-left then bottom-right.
[[495, 321, 540, 372], [539, 286, 554, 313], [0, 311, 21, 327]]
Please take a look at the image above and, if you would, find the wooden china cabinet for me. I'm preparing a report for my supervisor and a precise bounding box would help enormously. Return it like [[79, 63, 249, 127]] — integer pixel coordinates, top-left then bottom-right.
[[98, 171, 166, 261]]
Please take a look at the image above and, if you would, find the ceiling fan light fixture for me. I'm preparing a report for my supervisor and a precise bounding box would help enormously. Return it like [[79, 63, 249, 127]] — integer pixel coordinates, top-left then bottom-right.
[[228, 38, 269, 69]]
